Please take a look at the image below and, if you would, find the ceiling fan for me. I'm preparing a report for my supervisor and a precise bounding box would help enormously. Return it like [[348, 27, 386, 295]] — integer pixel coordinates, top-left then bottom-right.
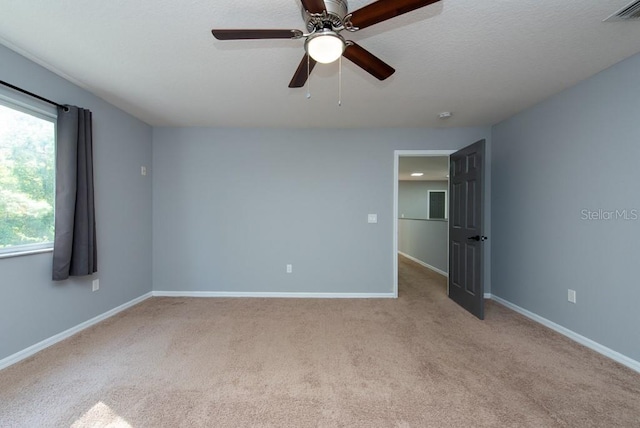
[[211, 0, 441, 88]]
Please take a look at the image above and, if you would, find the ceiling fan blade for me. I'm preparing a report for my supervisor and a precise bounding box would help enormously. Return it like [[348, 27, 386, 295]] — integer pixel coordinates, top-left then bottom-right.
[[211, 29, 303, 40], [289, 54, 317, 88], [343, 43, 395, 81], [349, 0, 441, 30], [301, 0, 327, 14]]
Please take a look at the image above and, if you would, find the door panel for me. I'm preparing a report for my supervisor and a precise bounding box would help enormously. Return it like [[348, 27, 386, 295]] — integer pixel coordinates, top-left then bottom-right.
[[451, 241, 461, 286], [466, 180, 477, 229], [449, 140, 486, 319], [465, 245, 476, 294], [452, 182, 463, 227]]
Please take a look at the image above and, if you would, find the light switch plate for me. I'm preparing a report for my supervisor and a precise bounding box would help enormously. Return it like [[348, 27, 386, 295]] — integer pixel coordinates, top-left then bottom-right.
[[368, 214, 378, 224]]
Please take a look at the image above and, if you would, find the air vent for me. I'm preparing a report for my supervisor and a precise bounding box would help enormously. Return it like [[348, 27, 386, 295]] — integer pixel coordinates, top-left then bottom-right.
[[604, 0, 640, 21]]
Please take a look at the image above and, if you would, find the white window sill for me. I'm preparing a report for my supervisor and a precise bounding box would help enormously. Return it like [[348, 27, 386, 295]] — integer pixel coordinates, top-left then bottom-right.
[[0, 247, 54, 259]]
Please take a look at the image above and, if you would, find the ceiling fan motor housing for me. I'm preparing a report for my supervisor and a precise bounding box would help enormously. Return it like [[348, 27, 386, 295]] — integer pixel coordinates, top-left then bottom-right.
[[303, 0, 349, 31]]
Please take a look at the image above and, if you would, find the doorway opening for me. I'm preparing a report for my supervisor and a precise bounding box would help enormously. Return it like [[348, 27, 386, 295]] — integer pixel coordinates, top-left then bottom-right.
[[393, 150, 454, 298]]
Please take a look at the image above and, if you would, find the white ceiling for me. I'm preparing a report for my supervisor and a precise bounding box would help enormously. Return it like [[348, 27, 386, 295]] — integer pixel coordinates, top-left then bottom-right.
[[1, 1, 640, 129], [399, 156, 448, 181]]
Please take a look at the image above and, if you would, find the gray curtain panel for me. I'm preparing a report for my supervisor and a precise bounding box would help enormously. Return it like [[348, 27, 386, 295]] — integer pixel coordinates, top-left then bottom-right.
[[52, 105, 97, 281]]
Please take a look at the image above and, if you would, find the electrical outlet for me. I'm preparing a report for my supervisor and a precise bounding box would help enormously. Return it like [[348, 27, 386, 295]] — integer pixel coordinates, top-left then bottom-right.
[[568, 289, 576, 304], [141, 166, 147, 176], [368, 214, 378, 223], [92, 279, 99, 292], [286, 264, 292, 274]]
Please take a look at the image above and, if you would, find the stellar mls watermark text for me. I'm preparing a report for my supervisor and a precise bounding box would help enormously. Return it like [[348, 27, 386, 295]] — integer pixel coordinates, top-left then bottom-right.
[[581, 209, 638, 221]]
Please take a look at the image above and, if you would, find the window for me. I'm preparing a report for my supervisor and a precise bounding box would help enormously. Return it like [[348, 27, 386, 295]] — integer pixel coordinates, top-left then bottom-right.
[[427, 190, 447, 220], [0, 91, 56, 256]]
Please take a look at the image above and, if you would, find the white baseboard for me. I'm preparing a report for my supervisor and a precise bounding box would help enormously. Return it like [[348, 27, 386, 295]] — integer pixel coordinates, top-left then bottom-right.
[[491, 295, 640, 374], [0, 292, 153, 371], [398, 251, 448, 277], [153, 291, 395, 299], [484, 293, 492, 299]]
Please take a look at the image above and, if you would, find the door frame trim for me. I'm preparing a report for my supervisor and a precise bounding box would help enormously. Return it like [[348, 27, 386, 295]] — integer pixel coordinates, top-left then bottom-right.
[[393, 150, 456, 298]]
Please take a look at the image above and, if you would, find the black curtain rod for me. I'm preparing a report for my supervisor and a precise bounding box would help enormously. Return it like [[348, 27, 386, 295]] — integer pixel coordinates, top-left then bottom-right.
[[0, 79, 67, 110]]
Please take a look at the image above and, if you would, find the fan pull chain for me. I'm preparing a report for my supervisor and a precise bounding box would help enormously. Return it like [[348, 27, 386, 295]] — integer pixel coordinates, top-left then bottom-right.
[[338, 56, 342, 106], [306, 54, 311, 99]]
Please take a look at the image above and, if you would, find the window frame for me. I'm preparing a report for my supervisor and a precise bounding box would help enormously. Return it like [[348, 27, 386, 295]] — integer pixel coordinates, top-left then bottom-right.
[[0, 87, 57, 259], [427, 189, 448, 220]]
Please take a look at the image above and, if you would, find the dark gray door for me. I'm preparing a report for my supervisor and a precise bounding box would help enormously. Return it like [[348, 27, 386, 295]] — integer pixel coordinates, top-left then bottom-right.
[[449, 140, 486, 319]]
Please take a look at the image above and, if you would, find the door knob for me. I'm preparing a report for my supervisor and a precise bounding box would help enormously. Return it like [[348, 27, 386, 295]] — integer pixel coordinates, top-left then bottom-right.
[[467, 235, 488, 241]]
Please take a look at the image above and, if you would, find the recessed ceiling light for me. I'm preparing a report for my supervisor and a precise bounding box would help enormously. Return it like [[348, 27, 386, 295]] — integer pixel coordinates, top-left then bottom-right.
[[439, 112, 452, 119], [411, 172, 424, 177]]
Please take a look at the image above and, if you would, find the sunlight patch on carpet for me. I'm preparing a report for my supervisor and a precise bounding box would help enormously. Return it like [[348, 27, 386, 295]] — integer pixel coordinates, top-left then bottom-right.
[[72, 401, 132, 428]]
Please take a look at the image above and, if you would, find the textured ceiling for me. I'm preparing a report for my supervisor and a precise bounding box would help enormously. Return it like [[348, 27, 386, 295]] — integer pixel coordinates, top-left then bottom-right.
[[1, 0, 640, 128], [399, 156, 448, 181]]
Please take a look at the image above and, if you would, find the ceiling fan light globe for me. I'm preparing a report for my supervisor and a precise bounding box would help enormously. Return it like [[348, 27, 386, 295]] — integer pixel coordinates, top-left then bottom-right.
[[305, 33, 345, 64]]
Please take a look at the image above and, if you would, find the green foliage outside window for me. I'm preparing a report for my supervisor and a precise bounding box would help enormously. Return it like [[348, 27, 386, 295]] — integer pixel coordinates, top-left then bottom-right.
[[0, 103, 55, 249]]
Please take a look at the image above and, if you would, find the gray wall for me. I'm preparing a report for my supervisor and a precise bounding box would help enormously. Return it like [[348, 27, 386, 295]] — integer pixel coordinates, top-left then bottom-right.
[[492, 52, 640, 361], [152, 127, 490, 294], [398, 181, 449, 272], [0, 45, 153, 361], [398, 219, 448, 274], [398, 181, 448, 219]]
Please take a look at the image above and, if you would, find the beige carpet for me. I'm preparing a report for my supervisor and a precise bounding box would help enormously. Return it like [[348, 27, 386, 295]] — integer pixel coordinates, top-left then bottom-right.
[[1, 256, 639, 427]]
